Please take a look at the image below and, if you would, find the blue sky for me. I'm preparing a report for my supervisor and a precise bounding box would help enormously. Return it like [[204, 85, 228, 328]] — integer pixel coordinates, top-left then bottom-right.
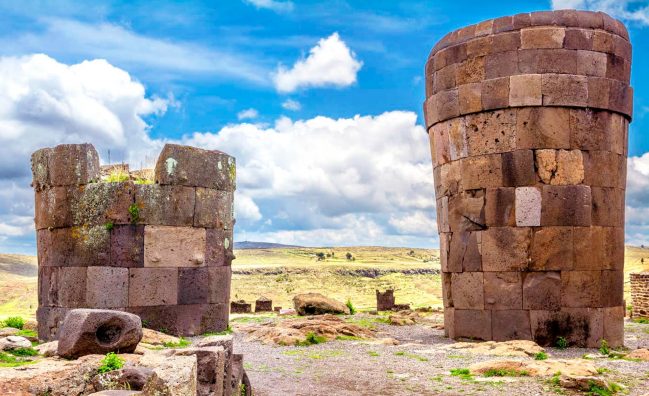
[[0, 0, 648, 253]]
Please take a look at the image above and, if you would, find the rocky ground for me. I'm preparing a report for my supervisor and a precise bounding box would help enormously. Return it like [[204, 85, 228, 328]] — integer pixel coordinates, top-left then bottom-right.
[[232, 313, 649, 396]]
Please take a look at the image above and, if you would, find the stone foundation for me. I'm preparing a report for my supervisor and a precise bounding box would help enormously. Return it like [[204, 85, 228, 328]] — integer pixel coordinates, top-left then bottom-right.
[[631, 272, 649, 319], [32, 143, 235, 340], [424, 10, 631, 347]]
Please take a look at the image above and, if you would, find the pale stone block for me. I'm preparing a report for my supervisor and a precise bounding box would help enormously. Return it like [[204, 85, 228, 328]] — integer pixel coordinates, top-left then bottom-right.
[[509, 74, 542, 106], [144, 225, 207, 267], [515, 187, 541, 226]]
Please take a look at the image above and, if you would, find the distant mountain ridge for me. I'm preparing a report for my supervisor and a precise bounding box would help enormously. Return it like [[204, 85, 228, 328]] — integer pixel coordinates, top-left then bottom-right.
[[234, 241, 303, 249]]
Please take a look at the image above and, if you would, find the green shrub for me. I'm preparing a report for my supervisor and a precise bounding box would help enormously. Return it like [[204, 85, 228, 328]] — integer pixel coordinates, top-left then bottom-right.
[[105, 170, 129, 183], [128, 204, 140, 224], [297, 332, 326, 346], [162, 337, 191, 348], [104, 221, 114, 231], [556, 337, 568, 349], [534, 351, 548, 360], [346, 299, 356, 315], [599, 339, 610, 355], [450, 368, 473, 380], [97, 352, 124, 373], [4, 317, 24, 329]]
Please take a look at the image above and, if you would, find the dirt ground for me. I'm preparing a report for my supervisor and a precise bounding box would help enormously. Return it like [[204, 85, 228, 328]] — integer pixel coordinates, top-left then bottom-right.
[[233, 314, 649, 396]]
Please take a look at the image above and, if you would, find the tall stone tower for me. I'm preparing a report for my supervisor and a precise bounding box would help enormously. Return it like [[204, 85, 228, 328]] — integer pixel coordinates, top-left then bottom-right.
[[424, 10, 632, 347]]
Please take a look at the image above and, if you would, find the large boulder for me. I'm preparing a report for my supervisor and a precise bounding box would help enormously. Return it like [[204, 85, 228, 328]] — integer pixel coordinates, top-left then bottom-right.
[[293, 293, 350, 315], [140, 353, 198, 396], [0, 336, 31, 351], [57, 309, 142, 359], [627, 348, 649, 361]]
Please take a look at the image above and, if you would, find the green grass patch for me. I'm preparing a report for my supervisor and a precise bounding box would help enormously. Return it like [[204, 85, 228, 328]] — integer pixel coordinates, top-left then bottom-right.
[[296, 332, 327, 346], [633, 318, 649, 324], [346, 299, 356, 315], [162, 337, 191, 348], [3, 316, 24, 329], [128, 204, 140, 224], [535, 351, 548, 360], [203, 326, 233, 336], [482, 368, 529, 377], [599, 339, 610, 356], [450, 368, 473, 380], [588, 381, 623, 396], [0, 351, 37, 368], [556, 337, 568, 349], [15, 329, 37, 338], [393, 350, 428, 361], [335, 335, 364, 341], [7, 347, 38, 357], [368, 351, 379, 357], [97, 352, 124, 373]]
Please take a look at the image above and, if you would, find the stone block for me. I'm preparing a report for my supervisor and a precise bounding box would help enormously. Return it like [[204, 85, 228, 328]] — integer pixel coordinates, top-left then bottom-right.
[[600, 270, 624, 307], [606, 54, 630, 82], [482, 227, 531, 271], [429, 122, 450, 166], [134, 184, 196, 226], [491, 31, 521, 53], [541, 74, 588, 107], [86, 267, 129, 308], [518, 49, 577, 74], [465, 109, 516, 156], [608, 80, 633, 116], [492, 310, 532, 341], [591, 187, 623, 226], [523, 272, 561, 310], [562, 308, 604, 348], [447, 118, 468, 160], [569, 109, 611, 151], [603, 227, 624, 270], [31, 147, 52, 191], [36, 306, 70, 341], [208, 266, 232, 304], [531, 309, 603, 347], [466, 36, 492, 57], [458, 83, 482, 115], [444, 307, 455, 338], [516, 107, 570, 149], [155, 144, 236, 191], [453, 309, 492, 340], [440, 233, 450, 272], [456, 57, 484, 85], [436, 196, 450, 233], [178, 267, 210, 305], [451, 272, 484, 309], [530, 227, 573, 271], [437, 89, 461, 122], [206, 228, 234, 267], [424, 95, 438, 127], [587, 77, 610, 109], [609, 114, 628, 156], [515, 186, 541, 226], [509, 74, 542, 106], [128, 304, 229, 336], [535, 149, 584, 185], [484, 272, 522, 310], [481, 77, 510, 110], [602, 306, 624, 347], [513, 13, 532, 29], [110, 225, 144, 268], [493, 16, 514, 33], [172, 346, 226, 396], [74, 182, 136, 226], [448, 190, 485, 232], [485, 187, 515, 226], [144, 225, 206, 268], [194, 188, 233, 229], [37, 226, 110, 267], [441, 273, 453, 308], [129, 268, 178, 306], [34, 186, 74, 229], [541, 185, 592, 226], [39, 266, 87, 308], [41, 144, 100, 187], [448, 231, 482, 272], [576, 50, 607, 77], [573, 226, 610, 271], [437, 160, 461, 196], [561, 270, 602, 308], [521, 27, 565, 49], [434, 64, 456, 93], [502, 150, 536, 187], [461, 154, 503, 190], [564, 28, 593, 50]]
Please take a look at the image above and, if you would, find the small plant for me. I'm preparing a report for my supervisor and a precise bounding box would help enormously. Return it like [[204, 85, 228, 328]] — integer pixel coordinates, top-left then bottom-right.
[[239, 383, 247, 396], [599, 339, 610, 355], [0, 352, 36, 368], [450, 368, 473, 380], [203, 326, 233, 336], [162, 337, 191, 348], [4, 316, 25, 329], [315, 252, 325, 261], [633, 317, 649, 324], [368, 351, 379, 357], [588, 380, 623, 396], [336, 335, 363, 341], [597, 367, 610, 374], [8, 347, 38, 357], [104, 221, 114, 231], [97, 352, 124, 373], [105, 170, 129, 183], [556, 337, 568, 349], [16, 329, 37, 338], [483, 368, 529, 377], [346, 299, 356, 315], [534, 351, 548, 360], [128, 204, 140, 224], [134, 178, 153, 185], [297, 332, 326, 346]]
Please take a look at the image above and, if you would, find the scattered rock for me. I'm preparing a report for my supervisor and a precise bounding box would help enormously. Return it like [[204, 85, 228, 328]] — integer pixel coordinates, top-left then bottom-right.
[[388, 311, 419, 326], [141, 328, 181, 346], [57, 309, 142, 359], [239, 314, 374, 346], [375, 337, 400, 346], [279, 308, 296, 316], [558, 375, 611, 391], [626, 348, 649, 361], [0, 327, 19, 337], [35, 341, 58, 357], [0, 336, 31, 351], [468, 359, 598, 377], [93, 367, 154, 391], [445, 340, 544, 357], [23, 319, 38, 332], [140, 354, 198, 396], [173, 346, 226, 396], [293, 293, 350, 315]]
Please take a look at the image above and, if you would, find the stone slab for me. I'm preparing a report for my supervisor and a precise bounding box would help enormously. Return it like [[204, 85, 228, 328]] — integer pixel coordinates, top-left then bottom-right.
[[143, 225, 206, 268]]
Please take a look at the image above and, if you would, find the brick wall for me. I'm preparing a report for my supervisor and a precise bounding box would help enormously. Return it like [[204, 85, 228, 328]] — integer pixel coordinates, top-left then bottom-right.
[[631, 273, 649, 319], [32, 143, 235, 341], [424, 10, 632, 347]]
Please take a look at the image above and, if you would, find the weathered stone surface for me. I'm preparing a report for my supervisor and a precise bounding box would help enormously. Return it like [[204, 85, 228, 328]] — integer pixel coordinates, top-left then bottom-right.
[[509, 74, 542, 106], [523, 272, 561, 310], [128, 268, 178, 306], [461, 154, 502, 189], [443, 339, 542, 357], [173, 346, 226, 396], [535, 149, 584, 185], [541, 185, 592, 226], [482, 227, 530, 271], [485, 187, 515, 226], [293, 293, 350, 315], [542, 74, 588, 106], [194, 188, 233, 229], [31, 144, 100, 188], [481, 76, 510, 109], [143, 225, 206, 268], [255, 297, 273, 312], [134, 184, 196, 226], [39, 266, 87, 307], [37, 226, 110, 267], [458, 83, 482, 114], [453, 309, 492, 340], [492, 310, 532, 341], [110, 225, 144, 267], [515, 186, 541, 226], [178, 267, 209, 305], [140, 353, 198, 396], [502, 150, 536, 186], [530, 227, 573, 271], [0, 336, 31, 351], [451, 272, 484, 309], [206, 228, 234, 266], [377, 289, 396, 311], [86, 267, 129, 308], [231, 300, 251, 313], [208, 266, 232, 304], [516, 107, 570, 149], [485, 51, 518, 80], [518, 49, 577, 74], [484, 272, 522, 310], [561, 271, 602, 308], [93, 367, 154, 392], [197, 334, 233, 396], [128, 304, 229, 336], [448, 190, 485, 232], [591, 187, 624, 226], [155, 143, 236, 191], [521, 27, 565, 49], [465, 109, 516, 156], [469, 359, 598, 377], [530, 309, 602, 347], [57, 309, 142, 359], [447, 231, 482, 272]]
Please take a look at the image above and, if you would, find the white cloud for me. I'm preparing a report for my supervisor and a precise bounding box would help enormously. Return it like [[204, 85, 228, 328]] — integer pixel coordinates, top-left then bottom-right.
[[389, 211, 437, 237], [237, 108, 259, 120], [551, 0, 649, 25], [235, 192, 263, 221], [281, 99, 301, 111], [273, 33, 363, 93], [244, 0, 294, 13]]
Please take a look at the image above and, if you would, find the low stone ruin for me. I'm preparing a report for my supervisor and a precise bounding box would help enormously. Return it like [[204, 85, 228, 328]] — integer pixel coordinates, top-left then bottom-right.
[[254, 297, 273, 312], [631, 272, 649, 319], [32, 143, 235, 340], [230, 300, 251, 313], [424, 10, 631, 347], [376, 289, 395, 311]]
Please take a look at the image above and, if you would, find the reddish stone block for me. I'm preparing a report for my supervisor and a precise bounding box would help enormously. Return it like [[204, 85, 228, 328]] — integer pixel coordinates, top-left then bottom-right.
[[604, 227, 625, 271], [39, 266, 87, 308], [482, 227, 531, 271], [530, 309, 602, 347], [562, 270, 602, 308], [562, 308, 604, 347], [444, 307, 455, 338], [451, 272, 484, 309], [129, 268, 178, 306], [492, 310, 532, 341], [155, 144, 236, 191], [461, 154, 503, 190], [521, 27, 565, 49], [194, 188, 233, 229], [523, 272, 561, 310], [509, 74, 542, 107], [513, 13, 532, 30], [208, 266, 232, 304], [436, 89, 460, 121], [466, 36, 492, 57], [516, 107, 570, 149], [518, 49, 577, 74], [608, 80, 633, 116], [530, 227, 573, 271], [448, 231, 482, 272], [475, 19, 494, 37], [74, 182, 136, 226], [491, 31, 520, 53], [453, 309, 492, 340], [86, 266, 128, 308], [37, 306, 71, 341], [37, 226, 110, 267], [587, 77, 610, 109], [577, 50, 607, 77], [448, 190, 485, 232], [530, 11, 557, 26], [34, 186, 74, 229], [564, 28, 593, 50], [440, 233, 450, 272], [134, 184, 196, 226], [484, 272, 522, 310], [569, 109, 611, 151], [485, 51, 518, 80], [434, 64, 456, 93], [436, 196, 450, 233], [465, 109, 516, 156], [442, 272, 453, 308], [502, 150, 536, 187], [592, 30, 616, 54], [110, 225, 144, 267], [606, 54, 630, 82], [573, 226, 606, 271], [541, 185, 592, 226], [609, 114, 628, 156], [178, 267, 210, 305], [591, 187, 624, 226], [542, 74, 588, 107], [602, 306, 624, 347], [429, 122, 450, 166], [46, 144, 100, 187], [127, 304, 229, 336], [493, 16, 514, 33], [424, 95, 439, 128], [206, 228, 234, 266], [144, 225, 206, 268], [602, 13, 629, 40], [447, 118, 468, 160], [31, 148, 52, 191], [485, 187, 515, 226], [437, 160, 461, 196], [601, 270, 624, 307], [456, 57, 484, 85]]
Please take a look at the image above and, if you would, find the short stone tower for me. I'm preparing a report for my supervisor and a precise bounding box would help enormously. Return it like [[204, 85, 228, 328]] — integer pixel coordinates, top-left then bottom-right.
[[424, 10, 632, 347], [32, 143, 235, 340]]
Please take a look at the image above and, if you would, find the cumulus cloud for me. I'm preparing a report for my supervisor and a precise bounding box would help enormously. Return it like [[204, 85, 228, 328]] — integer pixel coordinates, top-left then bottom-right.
[[273, 33, 363, 93], [281, 99, 301, 111], [243, 0, 294, 13], [551, 0, 649, 25], [237, 108, 259, 120]]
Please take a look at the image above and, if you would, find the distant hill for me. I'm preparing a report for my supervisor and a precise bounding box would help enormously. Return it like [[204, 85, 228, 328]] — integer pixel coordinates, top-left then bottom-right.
[[234, 241, 303, 249]]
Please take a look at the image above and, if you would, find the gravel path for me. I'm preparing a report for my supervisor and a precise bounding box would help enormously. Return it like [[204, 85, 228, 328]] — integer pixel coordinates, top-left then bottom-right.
[[233, 315, 649, 396]]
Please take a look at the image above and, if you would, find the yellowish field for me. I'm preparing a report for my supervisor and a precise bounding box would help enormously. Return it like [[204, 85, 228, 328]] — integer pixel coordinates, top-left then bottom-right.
[[1, 245, 648, 320]]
